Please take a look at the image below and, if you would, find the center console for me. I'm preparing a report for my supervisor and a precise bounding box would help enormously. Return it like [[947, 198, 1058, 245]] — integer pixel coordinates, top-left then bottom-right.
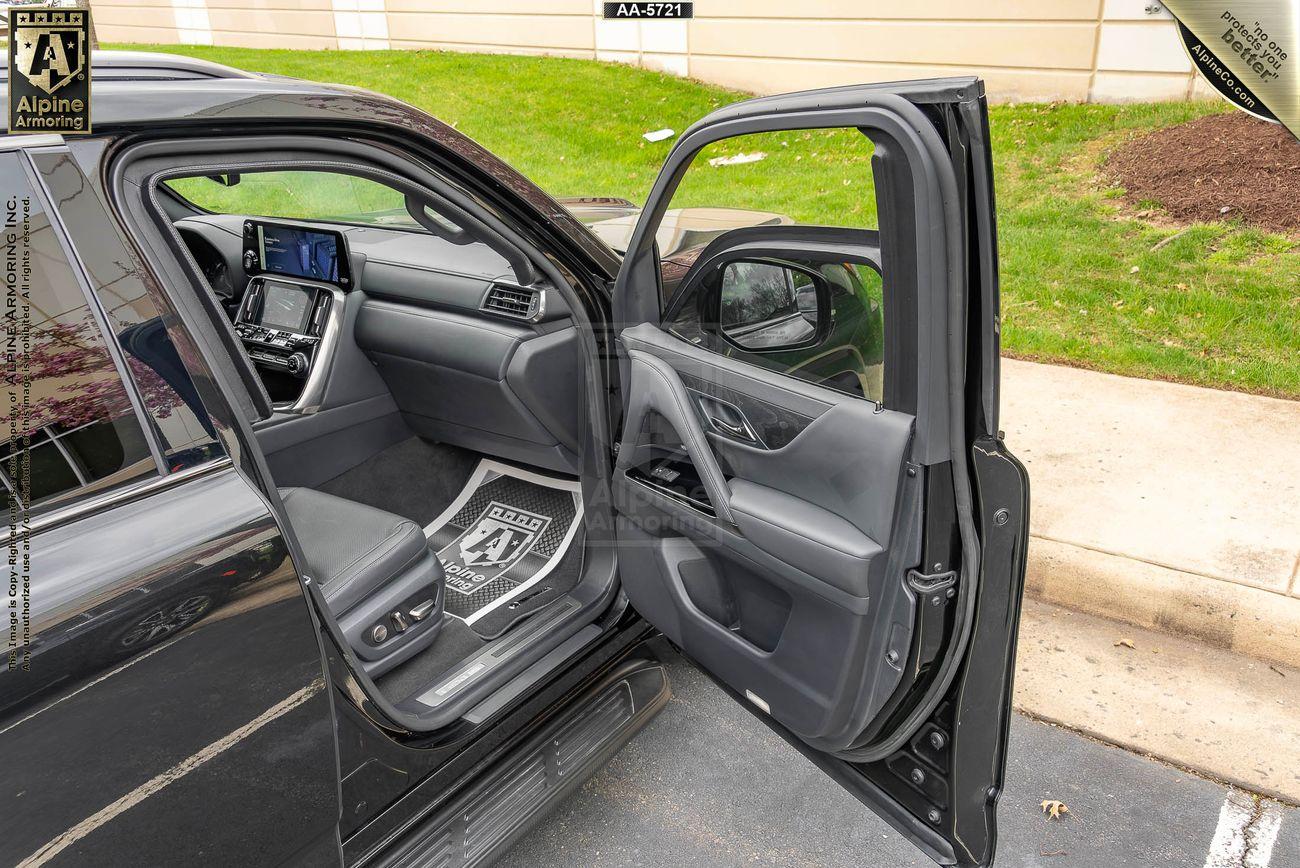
[[235, 275, 330, 376], [235, 219, 350, 410]]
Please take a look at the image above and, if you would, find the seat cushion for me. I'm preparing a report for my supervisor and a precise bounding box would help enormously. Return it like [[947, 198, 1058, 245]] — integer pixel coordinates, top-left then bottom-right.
[[279, 487, 432, 615]]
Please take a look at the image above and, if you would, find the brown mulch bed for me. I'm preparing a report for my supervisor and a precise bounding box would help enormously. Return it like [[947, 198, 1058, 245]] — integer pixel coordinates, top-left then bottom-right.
[[1105, 111, 1300, 233]]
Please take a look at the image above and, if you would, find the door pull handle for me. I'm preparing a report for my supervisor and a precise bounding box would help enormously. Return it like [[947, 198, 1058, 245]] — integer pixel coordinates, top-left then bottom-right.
[[709, 416, 753, 441]]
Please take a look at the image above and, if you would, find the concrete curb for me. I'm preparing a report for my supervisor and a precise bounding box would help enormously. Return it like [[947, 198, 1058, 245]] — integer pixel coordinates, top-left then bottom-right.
[[1014, 599, 1300, 805], [1003, 358, 1300, 669], [1025, 535, 1300, 669]]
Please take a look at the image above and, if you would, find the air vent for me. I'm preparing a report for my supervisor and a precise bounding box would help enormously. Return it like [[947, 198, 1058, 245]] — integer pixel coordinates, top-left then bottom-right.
[[481, 283, 541, 320]]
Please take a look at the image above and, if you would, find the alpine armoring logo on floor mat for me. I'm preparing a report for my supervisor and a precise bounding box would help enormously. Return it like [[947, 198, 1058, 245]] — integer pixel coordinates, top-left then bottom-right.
[[441, 501, 552, 594]]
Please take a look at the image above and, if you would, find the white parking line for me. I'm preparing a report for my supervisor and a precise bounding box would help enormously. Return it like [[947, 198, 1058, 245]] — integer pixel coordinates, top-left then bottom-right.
[[1204, 789, 1283, 868]]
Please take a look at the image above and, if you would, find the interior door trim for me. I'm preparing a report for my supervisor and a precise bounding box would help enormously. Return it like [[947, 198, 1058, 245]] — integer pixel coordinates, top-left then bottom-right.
[[615, 349, 736, 525]]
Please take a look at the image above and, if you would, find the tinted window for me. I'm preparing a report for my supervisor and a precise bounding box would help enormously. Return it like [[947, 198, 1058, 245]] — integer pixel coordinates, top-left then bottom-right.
[[668, 256, 884, 401], [32, 152, 222, 470], [658, 129, 886, 402], [1, 154, 157, 513]]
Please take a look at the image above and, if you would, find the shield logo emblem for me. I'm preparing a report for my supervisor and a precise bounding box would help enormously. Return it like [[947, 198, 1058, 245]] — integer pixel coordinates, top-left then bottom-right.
[[13, 18, 85, 95], [454, 502, 549, 569], [458, 518, 529, 567]]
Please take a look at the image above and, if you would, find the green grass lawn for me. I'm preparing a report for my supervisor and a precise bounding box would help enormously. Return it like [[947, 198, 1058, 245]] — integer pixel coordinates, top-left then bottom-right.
[[115, 45, 1300, 398]]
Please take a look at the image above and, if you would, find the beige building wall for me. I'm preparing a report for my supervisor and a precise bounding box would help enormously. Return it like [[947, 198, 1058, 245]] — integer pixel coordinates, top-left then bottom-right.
[[92, 0, 1206, 103]]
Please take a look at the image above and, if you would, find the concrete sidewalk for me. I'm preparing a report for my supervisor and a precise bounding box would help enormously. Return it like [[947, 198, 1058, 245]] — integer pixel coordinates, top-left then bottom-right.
[[1002, 359, 1300, 668]]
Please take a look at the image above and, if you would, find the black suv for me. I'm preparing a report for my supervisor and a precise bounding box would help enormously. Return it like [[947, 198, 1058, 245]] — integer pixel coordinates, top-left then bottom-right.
[[1, 52, 1028, 868]]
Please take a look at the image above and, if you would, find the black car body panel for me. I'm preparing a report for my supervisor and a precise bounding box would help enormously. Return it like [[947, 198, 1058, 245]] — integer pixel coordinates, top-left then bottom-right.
[[1, 464, 342, 866]]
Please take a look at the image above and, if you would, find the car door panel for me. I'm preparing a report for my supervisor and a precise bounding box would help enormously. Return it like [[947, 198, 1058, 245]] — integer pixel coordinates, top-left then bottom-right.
[[614, 331, 921, 748], [2, 468, 343, 866], [618, 348, 737, 522], [612, 79, 1027, 867], [619, 323, 916, 592], [728, 478, 884, 593]]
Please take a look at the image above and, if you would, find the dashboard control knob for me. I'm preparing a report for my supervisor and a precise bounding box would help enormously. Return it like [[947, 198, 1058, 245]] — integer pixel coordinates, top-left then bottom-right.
[[286, 352, 309, 378], [369, 624, 389, 644], [242, 250, 258, 272]]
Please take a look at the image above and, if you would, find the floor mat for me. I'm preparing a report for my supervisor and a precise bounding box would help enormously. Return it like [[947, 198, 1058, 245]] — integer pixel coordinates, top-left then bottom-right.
[[468, 529, 585, 640], [318, 437, 480, 528], [425, 459, 582, 626]]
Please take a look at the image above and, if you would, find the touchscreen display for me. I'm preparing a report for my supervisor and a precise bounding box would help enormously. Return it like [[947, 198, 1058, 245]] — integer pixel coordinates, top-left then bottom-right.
[[259, 280, 315, 333], [258, 224, 341, 283]]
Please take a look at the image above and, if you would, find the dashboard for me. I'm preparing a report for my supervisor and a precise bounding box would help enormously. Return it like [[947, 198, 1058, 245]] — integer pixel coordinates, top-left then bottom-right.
[[178, 227, 237, 301], [175, 213, 586, 475], [175, 213, 567, 320]]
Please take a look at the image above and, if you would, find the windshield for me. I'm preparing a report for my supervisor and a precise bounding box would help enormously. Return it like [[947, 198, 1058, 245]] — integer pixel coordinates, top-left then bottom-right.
[[165, 171, 426, 230]]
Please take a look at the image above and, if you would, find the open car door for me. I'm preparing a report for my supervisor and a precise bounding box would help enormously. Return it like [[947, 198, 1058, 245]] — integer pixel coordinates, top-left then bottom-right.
[[610, 78, 1029, 867]]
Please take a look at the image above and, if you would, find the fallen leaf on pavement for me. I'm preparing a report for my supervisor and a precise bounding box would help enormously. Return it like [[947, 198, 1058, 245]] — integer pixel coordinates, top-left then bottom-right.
[[1114, 639, 1135, 649], [1041, 800, 1070, 821]]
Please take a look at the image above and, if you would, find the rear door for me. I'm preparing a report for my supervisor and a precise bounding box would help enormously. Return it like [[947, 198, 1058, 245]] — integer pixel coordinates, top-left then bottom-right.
[[611, 78, 1029, 867]]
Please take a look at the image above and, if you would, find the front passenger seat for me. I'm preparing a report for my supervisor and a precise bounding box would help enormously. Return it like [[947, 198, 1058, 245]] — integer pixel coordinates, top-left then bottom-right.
[[280, 487, 445, 676]]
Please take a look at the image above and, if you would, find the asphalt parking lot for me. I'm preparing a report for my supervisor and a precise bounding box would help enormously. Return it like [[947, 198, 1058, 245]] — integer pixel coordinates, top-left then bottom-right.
[[500, 654, 1298, 868]]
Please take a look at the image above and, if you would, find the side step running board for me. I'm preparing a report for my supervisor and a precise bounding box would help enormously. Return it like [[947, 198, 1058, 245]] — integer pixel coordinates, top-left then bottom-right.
[[369, 660, 670, 868]]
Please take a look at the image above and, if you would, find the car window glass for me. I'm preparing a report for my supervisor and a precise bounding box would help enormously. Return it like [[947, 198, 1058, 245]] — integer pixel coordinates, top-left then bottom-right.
[[33, 152, 224, 471], [655, 127, 877, 299], [659, 128, 886, 403], [164, 170, 454, 232], [1, 154, 158, 514], [669, 128, 878, 230]]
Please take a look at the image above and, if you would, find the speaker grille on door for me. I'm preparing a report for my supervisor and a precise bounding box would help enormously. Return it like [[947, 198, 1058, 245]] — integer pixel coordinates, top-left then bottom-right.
[[481, 283, 541, 320]]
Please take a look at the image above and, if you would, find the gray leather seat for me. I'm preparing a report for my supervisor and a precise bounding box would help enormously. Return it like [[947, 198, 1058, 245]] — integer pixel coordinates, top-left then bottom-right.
[[280, 487, 445, 676]]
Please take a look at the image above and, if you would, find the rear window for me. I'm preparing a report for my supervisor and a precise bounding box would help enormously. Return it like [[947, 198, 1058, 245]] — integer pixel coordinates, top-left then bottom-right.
[[2, 154, 157, 514]]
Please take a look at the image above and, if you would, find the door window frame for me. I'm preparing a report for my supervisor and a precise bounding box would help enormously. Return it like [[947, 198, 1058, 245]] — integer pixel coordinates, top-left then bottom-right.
[[615, 106, 953, 457]]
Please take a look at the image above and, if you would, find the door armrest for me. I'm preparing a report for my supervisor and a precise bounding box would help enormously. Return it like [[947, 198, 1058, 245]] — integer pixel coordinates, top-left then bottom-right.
[[728, 479, 881, 597]]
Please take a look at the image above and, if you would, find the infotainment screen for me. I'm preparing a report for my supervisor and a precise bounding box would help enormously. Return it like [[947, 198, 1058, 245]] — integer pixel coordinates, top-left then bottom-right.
[[249, 221, 351, 286], [259, 279, 316, 334]]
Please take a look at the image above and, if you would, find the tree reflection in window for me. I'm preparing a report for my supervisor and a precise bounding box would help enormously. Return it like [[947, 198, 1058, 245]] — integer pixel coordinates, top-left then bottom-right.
[[3, 312, 155, 512]]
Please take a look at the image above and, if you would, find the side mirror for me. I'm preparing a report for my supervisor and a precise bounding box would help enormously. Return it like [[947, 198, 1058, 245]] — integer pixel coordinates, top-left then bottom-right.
[[718, 259, 829, 352], [205, 172, 241, 187]]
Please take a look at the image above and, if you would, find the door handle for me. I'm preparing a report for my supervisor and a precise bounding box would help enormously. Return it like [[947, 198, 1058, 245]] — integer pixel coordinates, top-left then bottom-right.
[[708, 415, 754, 441], [694, 392, 759, 444]]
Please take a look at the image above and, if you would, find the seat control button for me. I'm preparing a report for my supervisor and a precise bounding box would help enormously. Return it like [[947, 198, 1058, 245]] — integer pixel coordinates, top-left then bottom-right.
[[370, 624, 389, 644], [390, 611, 410, 633], [408, 599, 436, 622]]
